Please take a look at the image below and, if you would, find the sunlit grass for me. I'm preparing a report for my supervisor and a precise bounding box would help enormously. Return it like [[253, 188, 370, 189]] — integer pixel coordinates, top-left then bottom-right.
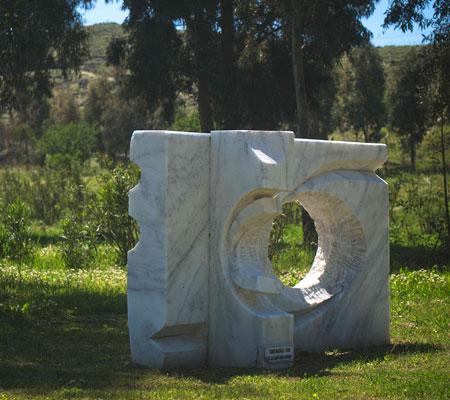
[[0, 254, 448, 399]]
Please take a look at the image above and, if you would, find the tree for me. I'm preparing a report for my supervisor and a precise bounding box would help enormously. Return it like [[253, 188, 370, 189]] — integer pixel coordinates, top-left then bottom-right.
[[384, 0, 449, 44], [217, 0, 239, 129], [281, 0, 376, 244], [388, 49, 428, 170], [50, 89, 80, 125], [83, 77, 158, 160], [334, 44, 385, 142], [287, 0, 375, 138], [101, 95, 152, 160], [84, 80, 110, 127], [38, 122, 97, 170], [0, 0, 92, 115], [384, 0, 449, 242], [107, 1, 224, 133], [11, 123, 36, 165]]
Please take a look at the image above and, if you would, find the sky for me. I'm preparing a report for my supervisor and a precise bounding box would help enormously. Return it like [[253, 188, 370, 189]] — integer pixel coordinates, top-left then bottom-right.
[[82, 0, 433, 47]]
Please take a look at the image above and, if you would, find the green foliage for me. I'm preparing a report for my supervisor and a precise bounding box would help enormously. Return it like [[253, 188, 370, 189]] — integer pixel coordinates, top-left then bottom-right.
[[27, 168, 69, 225], [9, 123, 37, 164], [386, 171, 449, 266], [38, 122, 97, 169], [170, 110, 201, 132], [49, 90, 80, 125], [334, 44, 386, 141], [84, 79, 110, 127], [387, 49, 429, 169], [0, 200, 33, 261], [58, 180, 98, 269], [384, 0, 449, 45], [418, 124, 450, 168], [0, 169, 32, 208], [0, 0, 91, 115], [0, 167, 83, 225], [110, 1, 377, 136], [83, 78, 159, 159], [100, 95, 151, 160], [94, 165, 139, 265], [60, 212, 97, 269], [107, 12, 183, 123]]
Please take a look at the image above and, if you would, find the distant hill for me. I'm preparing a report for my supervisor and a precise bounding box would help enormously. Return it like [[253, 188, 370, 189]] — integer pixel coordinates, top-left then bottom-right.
[[55, 24, 423, 116], [80, 23, 423, 77], [83, 23, 126, 73], [49, 23, 125, 113], [377, 45, 422, 69]]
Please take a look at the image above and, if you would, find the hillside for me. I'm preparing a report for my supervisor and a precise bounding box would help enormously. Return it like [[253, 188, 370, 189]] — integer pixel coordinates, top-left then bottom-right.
[[80, 23, 422, 78], [82, 23, 126, 73], [54, 23, 423, 117], [377, 45, 422, 68]]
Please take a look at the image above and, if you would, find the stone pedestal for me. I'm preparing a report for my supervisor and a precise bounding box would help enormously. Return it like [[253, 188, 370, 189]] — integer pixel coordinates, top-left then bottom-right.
[[128, 130, 389, 369]]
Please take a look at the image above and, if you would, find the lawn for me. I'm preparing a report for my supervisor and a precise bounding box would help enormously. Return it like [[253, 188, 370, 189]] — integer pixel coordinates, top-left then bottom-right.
[[0, 256, 448, 399]]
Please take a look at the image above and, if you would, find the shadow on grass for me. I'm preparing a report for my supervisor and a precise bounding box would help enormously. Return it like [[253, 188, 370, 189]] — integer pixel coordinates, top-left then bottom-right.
[[174, 342, 442, 384], [0, 312, 139, 391], [0, 268, 445, 393], [30, 230, 62, 246], [390, 243, 449, 272], [0, 301, 443, 392]]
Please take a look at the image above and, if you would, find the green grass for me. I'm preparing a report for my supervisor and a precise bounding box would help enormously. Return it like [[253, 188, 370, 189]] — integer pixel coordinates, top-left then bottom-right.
[[0, 255, 448, 399]]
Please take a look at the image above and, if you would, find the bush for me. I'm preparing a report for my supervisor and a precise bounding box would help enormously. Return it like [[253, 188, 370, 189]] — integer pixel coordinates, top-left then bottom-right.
[[28, 167, 70, 224], [387, 172, 447, 248], [0, 200, 33, 261], [0, 167, 83, 225], [60, 212, 97, 269], [38, 122, 97, 169], [94, 164, 139, 265], [0, 169, 31, 207], [417, 124, 449, 170], [170, 110, 201, 132]]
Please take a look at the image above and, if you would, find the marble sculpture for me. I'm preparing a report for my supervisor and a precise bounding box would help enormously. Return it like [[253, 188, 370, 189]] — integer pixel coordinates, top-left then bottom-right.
[[128, 130, 389, 369]]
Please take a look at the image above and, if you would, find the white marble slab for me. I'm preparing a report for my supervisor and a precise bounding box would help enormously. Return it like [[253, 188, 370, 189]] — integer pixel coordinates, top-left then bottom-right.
[[128, 130, 389, 369], [128, 131, 210, 369]]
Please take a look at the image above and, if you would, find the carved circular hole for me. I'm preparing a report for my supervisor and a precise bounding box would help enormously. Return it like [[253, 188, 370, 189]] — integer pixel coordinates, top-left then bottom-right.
[[269, 201, 318, 287]]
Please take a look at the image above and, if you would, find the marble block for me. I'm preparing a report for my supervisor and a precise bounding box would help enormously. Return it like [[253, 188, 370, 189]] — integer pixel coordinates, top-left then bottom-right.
[[128, 131, 210, 369], [128, 130, 389, 369]]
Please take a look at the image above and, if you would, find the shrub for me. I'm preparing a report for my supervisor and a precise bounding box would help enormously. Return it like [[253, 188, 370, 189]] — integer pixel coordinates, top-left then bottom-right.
[[60, 212, 97, 269], [0, 169, 31, 207], [170, 109, 201, 132], [38, 122, 97, 170], [0, 200, 33, 261], [27, 167, 69, 224], [387, 172, 447, 247], [94, 164, 139, 265]]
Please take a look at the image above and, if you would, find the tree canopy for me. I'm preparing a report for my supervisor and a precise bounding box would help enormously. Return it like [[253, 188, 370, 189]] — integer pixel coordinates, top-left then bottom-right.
[[0, 0, 93, 115]]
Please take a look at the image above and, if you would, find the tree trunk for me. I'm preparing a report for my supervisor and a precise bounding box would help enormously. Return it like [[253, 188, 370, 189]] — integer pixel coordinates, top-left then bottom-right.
[[410, 134, 416, 171], [291, 0, 309, 139], [440, 112, 450, 247], [197, 69, 213, 133], [188, 12, 214, 133], [291, 0, 316, 245], [363, 125, 369, 142], [219, 0, 238, 128], [362, 113, 369, 142]]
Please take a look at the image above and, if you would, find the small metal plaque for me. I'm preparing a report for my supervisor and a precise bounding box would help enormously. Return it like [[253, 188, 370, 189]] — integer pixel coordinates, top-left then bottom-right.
[[265, 345, 294, 363]]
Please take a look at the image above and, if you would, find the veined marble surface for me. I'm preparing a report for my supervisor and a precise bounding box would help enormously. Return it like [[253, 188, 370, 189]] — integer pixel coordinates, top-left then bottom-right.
[[128, 131, 210, 369], [128, 130, 389, 369]]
